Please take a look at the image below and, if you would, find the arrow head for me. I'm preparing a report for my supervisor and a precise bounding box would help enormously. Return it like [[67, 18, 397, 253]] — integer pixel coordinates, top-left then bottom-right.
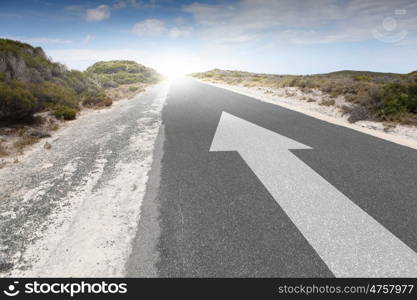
[[210, 112, 312, 152]]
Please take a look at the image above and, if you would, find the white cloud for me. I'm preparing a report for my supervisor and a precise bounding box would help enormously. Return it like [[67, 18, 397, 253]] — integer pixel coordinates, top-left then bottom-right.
[[183, 0, 417, 45], [132, 19, 166, 35], [113, 0, 141, 9], [169, 27, 191, 38], [174, 16, 185, 25], [83, 35, 94, 44], [132, 18, 192, 38], [86, 4, 111, 22]]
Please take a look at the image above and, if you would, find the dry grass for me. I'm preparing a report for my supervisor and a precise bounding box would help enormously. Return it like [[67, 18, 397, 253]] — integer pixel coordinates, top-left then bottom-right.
[[105, 83, 146, 101], [0, 141, 8, 157], [320, 99, 336, 106], [13, 135, 40, 152]]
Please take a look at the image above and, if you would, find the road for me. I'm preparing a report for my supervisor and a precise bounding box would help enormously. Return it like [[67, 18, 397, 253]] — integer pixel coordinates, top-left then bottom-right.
[[1, 77, 417, 277], [128, 77, 417, 277]]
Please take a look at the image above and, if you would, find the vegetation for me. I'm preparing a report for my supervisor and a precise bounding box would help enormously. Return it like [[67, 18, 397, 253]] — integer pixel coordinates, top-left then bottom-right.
[[0, 81, 37, 121], [0, 39, 51, 71], [30, 82, 78, 110], [192, 69, 417, 125], [52, 106, 77, 120], [378, 83, 417, 123], [0, 40, 160, 125], [0, 140, 8, 156], [86, 60, 160, 86], [81, 89, 107, 106], [13, 135, 40, 151]]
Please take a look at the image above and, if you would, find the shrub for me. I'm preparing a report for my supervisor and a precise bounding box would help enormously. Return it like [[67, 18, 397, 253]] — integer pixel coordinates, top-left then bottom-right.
[[378, 83, 409, 117], [86, 60, 160, 86], [347, 106, 370, 123], [320, 99, 336, 106], [102, 98, 113, 107], [406, 83, 417, 113], [191, 69, 417, 125], [354, 75, 372, 82], [81, 89, 107, 106], [30, 82, 78, 109], [53, 106, 77, 120], [129, 86, 138, 92], [64, 70, 90, 93], [0, 81, 37, 121]]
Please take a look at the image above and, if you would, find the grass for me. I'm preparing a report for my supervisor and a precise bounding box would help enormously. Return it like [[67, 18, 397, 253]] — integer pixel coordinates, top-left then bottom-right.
[[13, 135, 40, 151]]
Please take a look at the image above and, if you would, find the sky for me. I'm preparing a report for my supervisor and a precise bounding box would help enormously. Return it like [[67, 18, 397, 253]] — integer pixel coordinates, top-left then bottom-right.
[[1, 0, 417, 75]]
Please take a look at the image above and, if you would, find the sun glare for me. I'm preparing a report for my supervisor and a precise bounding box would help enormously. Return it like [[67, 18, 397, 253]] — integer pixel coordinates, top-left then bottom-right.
[[155, 56, 201, 78]]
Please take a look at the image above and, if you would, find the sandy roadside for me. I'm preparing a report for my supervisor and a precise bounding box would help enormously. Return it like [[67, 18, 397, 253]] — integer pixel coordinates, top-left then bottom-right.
[[194, 78, 417, 150], [0, 81, 169, 277]]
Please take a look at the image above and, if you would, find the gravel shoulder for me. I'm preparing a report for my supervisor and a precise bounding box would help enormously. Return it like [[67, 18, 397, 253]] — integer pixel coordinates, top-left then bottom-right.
[[0, 81, 169, 277]]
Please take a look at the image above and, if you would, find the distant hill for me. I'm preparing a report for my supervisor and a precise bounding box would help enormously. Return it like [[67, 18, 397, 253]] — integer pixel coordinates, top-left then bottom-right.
[[86, 60, 161, 88], [409, 71, 417, 77]]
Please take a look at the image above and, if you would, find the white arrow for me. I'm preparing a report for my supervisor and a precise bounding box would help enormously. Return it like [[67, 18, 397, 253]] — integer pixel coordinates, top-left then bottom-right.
[[210, 112, 417, 277]]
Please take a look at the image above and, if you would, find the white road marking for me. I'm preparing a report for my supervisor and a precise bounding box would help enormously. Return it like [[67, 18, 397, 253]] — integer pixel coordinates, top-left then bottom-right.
[[210, 112, 417, 277]]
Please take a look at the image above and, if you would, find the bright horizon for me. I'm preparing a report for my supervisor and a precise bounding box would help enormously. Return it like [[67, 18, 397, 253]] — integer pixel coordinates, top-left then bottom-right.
[[1, 0, 417, 76]]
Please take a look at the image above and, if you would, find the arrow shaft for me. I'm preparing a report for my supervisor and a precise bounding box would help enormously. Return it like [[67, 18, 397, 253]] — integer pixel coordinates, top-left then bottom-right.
[[240, 146, 417, 277], [210, 112, 417, 277]]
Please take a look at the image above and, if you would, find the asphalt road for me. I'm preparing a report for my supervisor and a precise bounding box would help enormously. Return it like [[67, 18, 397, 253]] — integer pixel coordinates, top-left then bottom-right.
[[128, 77, 417, 277]]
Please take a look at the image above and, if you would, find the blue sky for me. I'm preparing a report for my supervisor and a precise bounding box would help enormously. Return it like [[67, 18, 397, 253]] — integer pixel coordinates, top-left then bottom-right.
[[1, 0, 417, 75]]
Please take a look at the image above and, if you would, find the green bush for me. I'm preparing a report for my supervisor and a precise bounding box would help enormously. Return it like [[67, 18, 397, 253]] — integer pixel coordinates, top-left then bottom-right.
[[64, 70, 89, 93], [86, 60, 160, 87], [30, 82, 78, 109], [0, 81, 37, 121], [81, 89, 107, 106], [86, 61, 140, 74], [407, 83, 417, 113], [354, 75, 372, 82], [53, 106, 77, 120], [378, 83, 416, 118]]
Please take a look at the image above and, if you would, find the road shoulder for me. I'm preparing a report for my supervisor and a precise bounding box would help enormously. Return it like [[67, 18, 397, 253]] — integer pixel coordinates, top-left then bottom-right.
[[193, 78, 417, 150]]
